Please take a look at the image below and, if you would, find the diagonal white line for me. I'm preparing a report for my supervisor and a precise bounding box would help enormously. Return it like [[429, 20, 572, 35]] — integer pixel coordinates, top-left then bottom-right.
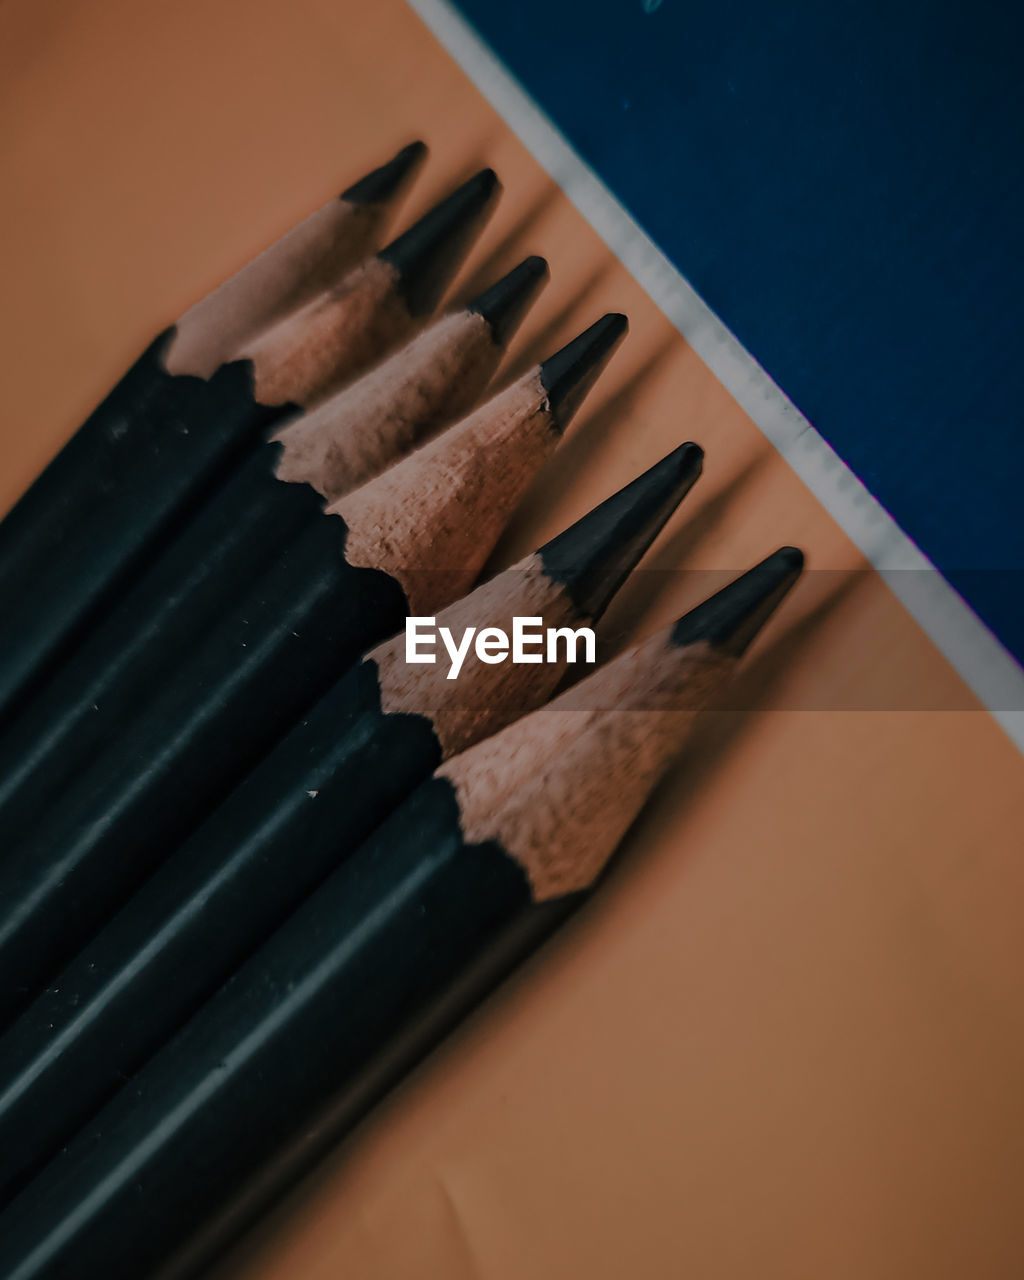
[[407, 0, 1024, 752]]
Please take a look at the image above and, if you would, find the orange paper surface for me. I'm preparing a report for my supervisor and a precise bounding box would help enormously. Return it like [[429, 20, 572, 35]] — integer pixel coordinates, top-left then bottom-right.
[[2, 1, 1023, 1276]]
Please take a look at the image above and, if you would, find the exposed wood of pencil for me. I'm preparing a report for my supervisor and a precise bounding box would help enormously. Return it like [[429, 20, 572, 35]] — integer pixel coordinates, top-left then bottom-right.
[[165, 141, 427, 377], [0, 444, 702, 1209], [337, 311, 629, 613], [273, 255, 549, 499], [443, 546, 805, 896], [238, 167, 501, 406]]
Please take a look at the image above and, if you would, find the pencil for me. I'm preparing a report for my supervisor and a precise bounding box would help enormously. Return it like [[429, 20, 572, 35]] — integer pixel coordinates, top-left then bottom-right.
[[230, 166, 500, 405], [0, 161, 497, 725], [0, 256, 549, 850], [0, 141, 427, 680], [0, 314, 627, 1027], [0, 442, 704, 1206], [0, 549, 802, 1280], [164, 141, 427, 377]]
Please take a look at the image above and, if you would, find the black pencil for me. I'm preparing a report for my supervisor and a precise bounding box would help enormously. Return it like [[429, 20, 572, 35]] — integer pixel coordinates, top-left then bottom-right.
[[0, 141, 428, 708], [0, 313, 627, 1027], [0, 255, 548, 850], [164, 142, 427, 377], [0, 442, 703, 1206], [0, 548, 803, 1280], [0, 158, 498, 725]]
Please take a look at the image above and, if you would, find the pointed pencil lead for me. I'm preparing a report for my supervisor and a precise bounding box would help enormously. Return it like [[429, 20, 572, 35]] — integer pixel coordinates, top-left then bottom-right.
[[378, 168, 501, 316], [468, 256, 549, 348], [540, 442, 704, 619], [672, 546, 805, 655], [539, 312, 629, 431], [340, 141, 428, 206]]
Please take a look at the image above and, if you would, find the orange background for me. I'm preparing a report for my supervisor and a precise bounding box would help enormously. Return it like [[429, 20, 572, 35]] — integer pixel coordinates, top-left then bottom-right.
[[2, 1, 1024, 1276]]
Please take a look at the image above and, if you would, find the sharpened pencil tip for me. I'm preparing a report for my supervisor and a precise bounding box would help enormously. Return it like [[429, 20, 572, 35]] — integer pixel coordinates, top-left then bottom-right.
[[341, 141, 428, 206], [378, 168, 502, 317], [539, 313, 629, 432], [468, 256, 549, 348], [540, 442, 705, 620], [672, 546, 804, 656]]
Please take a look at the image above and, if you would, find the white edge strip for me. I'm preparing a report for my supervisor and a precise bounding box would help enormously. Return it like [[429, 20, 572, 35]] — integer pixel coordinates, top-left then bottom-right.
[[408, 0, 1024, 752]]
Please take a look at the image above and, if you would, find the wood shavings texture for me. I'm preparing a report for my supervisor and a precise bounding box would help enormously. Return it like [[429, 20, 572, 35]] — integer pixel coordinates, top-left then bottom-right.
[[241, 258, 413, 407], [273, 311, 496, 500], [333, 371, 558, 614], [371, 553, 579, 757], [439, 640, 733, 899], [165, 198, 380, 378]]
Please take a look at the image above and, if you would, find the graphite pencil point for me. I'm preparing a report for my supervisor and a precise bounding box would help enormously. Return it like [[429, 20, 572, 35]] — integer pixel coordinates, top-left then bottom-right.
[[380, 168, 501, 316], [671, 545, 805, 655], [340, 140, 428, 205], [468, 254, 550, 346], [540, 441, 705, 620], [539, 312, 629, 430]]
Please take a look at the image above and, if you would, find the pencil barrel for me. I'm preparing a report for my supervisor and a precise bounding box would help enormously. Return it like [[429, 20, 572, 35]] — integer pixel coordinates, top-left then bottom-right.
[[0, 524, 408, 1027], [0, 661, 442, 1204], [0, 333, 288, 726], [0, 445, 325, 849], [0, 333, 167, 591], [0, 782, 533, 1280]]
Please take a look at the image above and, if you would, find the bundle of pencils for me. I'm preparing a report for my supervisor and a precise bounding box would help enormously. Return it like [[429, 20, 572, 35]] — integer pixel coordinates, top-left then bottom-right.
[[0, 442, 704, 1204], [0, 138, 808, 1280], [0, 141, 459, 725], [0, 309, 627, 1025], [0, 252, 550, 848], [0, 550, 803, 1280]]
